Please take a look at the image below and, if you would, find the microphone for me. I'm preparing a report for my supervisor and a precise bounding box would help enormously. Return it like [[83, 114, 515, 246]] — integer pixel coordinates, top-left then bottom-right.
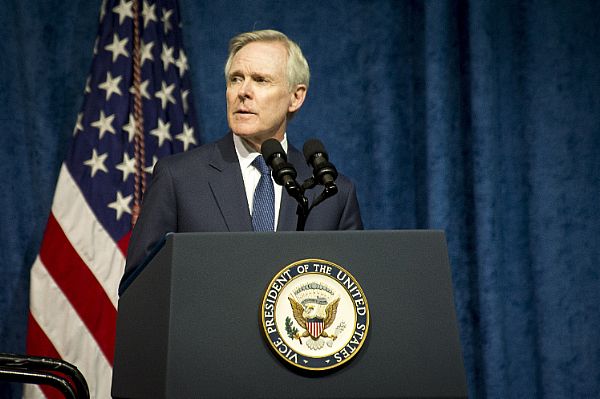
[[303, 139, 338, 195], [260, 139, 302, 199]]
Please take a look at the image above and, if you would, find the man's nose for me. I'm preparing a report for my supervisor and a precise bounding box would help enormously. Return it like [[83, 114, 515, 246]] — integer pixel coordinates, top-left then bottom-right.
[[238, 79, 253, 99]]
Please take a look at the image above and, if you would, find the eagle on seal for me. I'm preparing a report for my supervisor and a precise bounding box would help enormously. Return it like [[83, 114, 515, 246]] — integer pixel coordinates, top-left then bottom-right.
[[288, 295, 340, 342]]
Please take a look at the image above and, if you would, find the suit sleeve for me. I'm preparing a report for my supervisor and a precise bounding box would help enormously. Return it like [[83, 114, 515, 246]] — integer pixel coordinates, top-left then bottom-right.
[[121, 160, 178, 285]]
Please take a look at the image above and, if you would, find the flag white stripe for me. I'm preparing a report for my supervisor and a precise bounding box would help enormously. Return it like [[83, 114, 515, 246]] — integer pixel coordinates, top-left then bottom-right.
[[52, 164, 125, 307], [22, 382, 45, 399], [29, 257, 113, 399]]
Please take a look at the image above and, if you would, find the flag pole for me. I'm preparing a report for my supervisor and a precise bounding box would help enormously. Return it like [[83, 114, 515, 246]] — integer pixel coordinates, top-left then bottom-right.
[[132, 0, 145, 227]]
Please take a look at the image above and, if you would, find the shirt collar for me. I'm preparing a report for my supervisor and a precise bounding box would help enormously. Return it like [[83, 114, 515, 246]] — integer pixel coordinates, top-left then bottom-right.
[[233, 133, 289, 170]]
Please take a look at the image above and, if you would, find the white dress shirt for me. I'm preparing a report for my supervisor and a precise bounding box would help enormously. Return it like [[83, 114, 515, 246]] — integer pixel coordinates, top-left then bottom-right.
[[233, 133, 287, 231]]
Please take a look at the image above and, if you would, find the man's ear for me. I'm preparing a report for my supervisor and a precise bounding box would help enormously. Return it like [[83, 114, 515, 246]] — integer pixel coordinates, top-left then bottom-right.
[[288, 84, 307, 113]]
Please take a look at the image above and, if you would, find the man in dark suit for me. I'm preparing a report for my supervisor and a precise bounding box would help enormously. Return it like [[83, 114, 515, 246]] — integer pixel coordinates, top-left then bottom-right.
[[123, 30, 362, 284]]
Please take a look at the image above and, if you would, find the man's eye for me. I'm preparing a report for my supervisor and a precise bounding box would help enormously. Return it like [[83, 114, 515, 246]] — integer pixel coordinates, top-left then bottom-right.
[[255, 76, 268, 83], [230, 76, 243, 84]]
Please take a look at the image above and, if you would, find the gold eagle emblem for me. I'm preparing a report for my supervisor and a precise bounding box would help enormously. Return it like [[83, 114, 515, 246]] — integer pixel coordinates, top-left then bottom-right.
[[288, 295, 340, 343]]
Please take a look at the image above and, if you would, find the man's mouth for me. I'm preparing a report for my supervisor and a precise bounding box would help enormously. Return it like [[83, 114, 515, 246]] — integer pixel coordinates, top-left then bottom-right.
[[235, 109, 255, 115]]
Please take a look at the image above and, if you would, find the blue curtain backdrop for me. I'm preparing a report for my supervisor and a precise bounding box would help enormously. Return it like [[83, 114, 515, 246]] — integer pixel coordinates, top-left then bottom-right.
[[1, 1, 599, 398]]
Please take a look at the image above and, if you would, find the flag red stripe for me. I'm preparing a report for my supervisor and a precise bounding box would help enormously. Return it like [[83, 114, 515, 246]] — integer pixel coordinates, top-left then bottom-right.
[[39, 213, 117, 365], [26, 311, 60, 358], [26, 312, 68, 399], [118, 230, 131, 257]]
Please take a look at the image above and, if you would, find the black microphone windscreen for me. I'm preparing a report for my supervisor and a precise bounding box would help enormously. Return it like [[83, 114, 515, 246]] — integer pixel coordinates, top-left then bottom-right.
[[303, 139, 328, 161], [261, 139, 286, 163]]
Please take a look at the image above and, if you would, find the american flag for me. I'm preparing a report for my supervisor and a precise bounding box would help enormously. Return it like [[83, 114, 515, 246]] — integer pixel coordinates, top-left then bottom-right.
[[25, 0, 198, 397]]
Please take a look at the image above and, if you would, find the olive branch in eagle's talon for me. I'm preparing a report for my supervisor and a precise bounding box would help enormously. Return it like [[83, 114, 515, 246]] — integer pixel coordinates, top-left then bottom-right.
[[285, 316, 303, 344]]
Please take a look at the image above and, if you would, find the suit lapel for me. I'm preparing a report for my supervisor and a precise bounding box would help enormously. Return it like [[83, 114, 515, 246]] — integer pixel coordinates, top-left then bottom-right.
[[206, 137, 313, 232], [207, 134, 253, 231], [278, 190, 298, 231]]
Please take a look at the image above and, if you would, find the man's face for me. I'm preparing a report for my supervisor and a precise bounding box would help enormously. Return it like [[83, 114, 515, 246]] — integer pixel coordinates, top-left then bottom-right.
[[226, 41, 305, 150]]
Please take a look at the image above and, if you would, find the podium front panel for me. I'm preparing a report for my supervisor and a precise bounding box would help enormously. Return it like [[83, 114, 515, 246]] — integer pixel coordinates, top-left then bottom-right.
[[113, 230, 467, 398]]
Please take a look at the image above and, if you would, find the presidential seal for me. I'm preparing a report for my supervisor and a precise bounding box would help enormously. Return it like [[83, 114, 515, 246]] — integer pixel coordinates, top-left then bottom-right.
[[261, 259, 369, 371]]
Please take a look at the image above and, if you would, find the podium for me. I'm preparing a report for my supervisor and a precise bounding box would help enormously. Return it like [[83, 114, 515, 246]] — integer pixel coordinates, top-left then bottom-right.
[[112, 231, 467, 398]]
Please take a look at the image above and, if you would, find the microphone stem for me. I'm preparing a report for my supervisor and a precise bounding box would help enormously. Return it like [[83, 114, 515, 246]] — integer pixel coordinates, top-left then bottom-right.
[[296, 197, 309, 231]]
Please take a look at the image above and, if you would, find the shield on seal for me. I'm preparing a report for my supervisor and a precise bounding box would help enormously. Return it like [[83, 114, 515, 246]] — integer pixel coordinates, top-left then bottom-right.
[[306, 318, 324, 338]]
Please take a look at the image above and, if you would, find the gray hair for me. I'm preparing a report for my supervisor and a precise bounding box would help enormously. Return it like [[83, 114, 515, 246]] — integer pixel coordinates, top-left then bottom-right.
[[224, 29, 310, 91]]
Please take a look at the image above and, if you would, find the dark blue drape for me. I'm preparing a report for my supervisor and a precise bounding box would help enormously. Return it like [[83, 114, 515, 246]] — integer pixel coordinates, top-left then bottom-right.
[[1, 1, 599, 398]]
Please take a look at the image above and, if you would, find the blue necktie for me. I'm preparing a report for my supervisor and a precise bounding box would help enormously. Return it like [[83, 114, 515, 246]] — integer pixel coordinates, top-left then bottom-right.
[[251, 155, 275, 231]]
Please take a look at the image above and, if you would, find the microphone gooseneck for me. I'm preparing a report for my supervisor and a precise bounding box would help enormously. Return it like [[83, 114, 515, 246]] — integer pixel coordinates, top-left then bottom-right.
[[303, 138, 338, 199], [261, 139, 302, 199], [260, 138, 339, 231]]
